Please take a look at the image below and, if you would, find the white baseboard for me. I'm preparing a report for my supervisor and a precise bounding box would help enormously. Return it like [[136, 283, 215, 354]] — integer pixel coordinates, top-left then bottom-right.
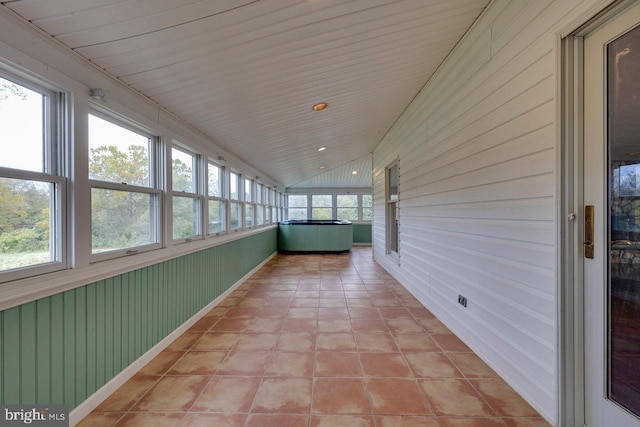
[[69, 251, 277, 426]]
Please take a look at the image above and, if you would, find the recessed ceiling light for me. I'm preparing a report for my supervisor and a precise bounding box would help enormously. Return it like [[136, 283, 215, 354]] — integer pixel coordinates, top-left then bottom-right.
[[312, 102, 328, 111], [320, 165, 327, 169], [352, 170, 358, 175], [317, 146, 327, 152]]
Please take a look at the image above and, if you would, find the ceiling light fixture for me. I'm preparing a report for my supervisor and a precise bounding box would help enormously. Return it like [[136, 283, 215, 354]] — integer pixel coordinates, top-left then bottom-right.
[[312, 102, 328, 111], [317, 146, 327, 152], [320, 165, 327, 169], [352, 170, 358, 175]]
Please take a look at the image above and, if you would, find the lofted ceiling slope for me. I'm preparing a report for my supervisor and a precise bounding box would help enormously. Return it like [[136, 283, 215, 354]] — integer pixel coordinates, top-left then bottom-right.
[[1, 0, 489, 188]]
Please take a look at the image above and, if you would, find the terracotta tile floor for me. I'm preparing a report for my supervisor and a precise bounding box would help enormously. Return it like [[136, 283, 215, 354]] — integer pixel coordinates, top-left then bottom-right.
[[78, 247, 551, 427]]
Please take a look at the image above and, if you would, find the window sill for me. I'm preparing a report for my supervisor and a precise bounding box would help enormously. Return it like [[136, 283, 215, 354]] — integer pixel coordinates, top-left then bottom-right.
[[0, 225, 277, 311]]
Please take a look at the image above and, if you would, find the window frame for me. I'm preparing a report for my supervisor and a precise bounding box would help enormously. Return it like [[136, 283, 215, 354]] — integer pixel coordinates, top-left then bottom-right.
[[311, 194, 333, 220], [287, 194, 309, 220], [88, 110, 163, 262], [244, 177, 255, 229], [337, 194, 359, 221], [206, 160, 227, 236], [0, 71, 68, 283], [386, 161, 399, 257], [229, 170, 242, 231], [171, 142, 203, 243]]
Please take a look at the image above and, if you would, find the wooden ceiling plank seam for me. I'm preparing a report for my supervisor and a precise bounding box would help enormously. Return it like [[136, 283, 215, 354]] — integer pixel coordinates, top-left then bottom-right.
[[132, 9, 476, 96], [0, 0, 123, 21], [85, 0, 402, 66], [29, 0, 206, 35], [109, 0, 479, 81]]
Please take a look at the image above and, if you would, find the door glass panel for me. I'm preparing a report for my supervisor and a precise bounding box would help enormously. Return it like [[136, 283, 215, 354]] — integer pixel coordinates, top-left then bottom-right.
[[608, 23, 640, 417]]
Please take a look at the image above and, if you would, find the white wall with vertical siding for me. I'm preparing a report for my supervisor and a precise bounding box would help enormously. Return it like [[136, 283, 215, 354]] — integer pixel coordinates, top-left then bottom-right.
[[372, 0, 612, 423]]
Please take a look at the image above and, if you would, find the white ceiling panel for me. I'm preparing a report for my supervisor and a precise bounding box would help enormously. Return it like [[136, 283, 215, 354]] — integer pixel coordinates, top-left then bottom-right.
[[1, 0, 489, 188]]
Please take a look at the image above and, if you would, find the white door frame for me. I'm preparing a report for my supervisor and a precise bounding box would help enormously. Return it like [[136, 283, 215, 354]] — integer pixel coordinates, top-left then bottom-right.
[[560, 1, 639, 425]]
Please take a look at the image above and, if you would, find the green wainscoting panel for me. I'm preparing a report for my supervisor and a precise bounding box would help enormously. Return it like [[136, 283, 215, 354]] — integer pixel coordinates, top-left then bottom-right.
[[0, 228, 277, 409], [353, 223, 372, 244]]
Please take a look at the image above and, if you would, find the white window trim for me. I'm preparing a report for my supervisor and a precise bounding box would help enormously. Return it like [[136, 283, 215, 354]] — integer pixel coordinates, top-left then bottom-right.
[[206, 160, 227, 236], [0, 72, 68, 283], [171, 143, 204, 243], [88, 111, 163, 262]]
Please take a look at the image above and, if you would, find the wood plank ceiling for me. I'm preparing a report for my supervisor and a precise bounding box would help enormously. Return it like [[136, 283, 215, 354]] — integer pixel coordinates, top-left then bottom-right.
[[1, 0, 489, 189]]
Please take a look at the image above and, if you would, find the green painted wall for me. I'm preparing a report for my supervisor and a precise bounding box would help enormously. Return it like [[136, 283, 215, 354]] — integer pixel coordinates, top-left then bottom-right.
[[0, 228, 277, 409], [353, 223, 372, 244]]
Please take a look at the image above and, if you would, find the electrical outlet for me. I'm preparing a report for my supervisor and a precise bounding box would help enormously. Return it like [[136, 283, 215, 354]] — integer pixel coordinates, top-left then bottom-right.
[[457, 295, 468, 307]]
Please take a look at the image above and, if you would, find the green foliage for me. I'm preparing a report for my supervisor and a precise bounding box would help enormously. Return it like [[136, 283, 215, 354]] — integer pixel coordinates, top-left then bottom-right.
[[0, 227, 45, 253], [89, 145, 149, 186], [0, 79, 27, 104], [0, 179, 50, 256]]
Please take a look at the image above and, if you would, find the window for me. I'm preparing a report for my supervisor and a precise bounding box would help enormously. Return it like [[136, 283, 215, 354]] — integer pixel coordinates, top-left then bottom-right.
[[207, 162, 226, 234], [245, 178, 254, 228], [312, 195, 332, 220], [386, 162, 399, 254], [171, 145, 201, 241], [362, 194, 373, 221], [229, 171, 241, 230], [273, 189, 278, 223], [337, 195, 358, 221], [0, 74, 66, 281], [89, 113, 161, 257], [256, 183, 264, 226], [287, 195, 308, 220]]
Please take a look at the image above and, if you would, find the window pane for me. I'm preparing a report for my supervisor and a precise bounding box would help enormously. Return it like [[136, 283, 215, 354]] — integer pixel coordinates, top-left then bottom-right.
[[257, 205, 264, 225], [288, 208, 307, 220], [172, 147, 196, 193], [256, 184, 263, 204], [208, 200, 225, 234], [389, 164, 398, 201], [208, 163, 222, 197], [312, 208, 332, 220], [337, 195, 358, 207], [0, 178, 52, 271], [91, 188, 155, 253], [363, 208, 373, 221], [89, 114, 150, 187], [230, 172, 238, 200], [173, 195, 199, 239], [363, 195, 373, 221], [230, 202, 241, 229], [312, 195, 332, 208], [288, 195, 307, 208], [245, 178, 253, 202], [337, 208, 358, 221], [272, 207, 278, 223], [245, 204, 254, 227], [0, 77, 45, 172]]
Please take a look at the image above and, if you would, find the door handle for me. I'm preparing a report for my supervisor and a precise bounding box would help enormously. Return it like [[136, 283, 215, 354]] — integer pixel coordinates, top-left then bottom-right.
[[585, 205, 594, 259]]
